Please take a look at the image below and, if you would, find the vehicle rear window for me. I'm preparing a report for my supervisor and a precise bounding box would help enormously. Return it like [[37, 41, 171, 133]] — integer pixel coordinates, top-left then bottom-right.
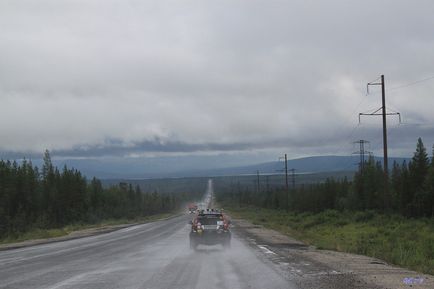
[[197, 215, 222, 225]]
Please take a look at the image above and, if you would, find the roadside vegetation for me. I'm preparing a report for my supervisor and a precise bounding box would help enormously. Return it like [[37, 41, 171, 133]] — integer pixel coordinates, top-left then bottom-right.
[[0, 212, 174, 245], [0, 150, 203, 242], [216, 137, 434, 275], [227, 207, 434, 275]]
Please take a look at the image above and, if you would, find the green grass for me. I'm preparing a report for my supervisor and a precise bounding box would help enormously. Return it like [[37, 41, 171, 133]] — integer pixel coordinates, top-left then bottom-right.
[[226, 206, 434, 275], [0, 212, 175, 245]]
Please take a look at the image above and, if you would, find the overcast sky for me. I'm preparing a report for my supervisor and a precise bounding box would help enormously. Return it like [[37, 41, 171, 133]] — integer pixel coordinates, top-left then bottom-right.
[[1, 0, 434, 162]]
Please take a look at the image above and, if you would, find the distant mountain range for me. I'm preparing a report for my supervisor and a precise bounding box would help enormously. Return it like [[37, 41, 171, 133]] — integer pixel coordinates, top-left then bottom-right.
[[44, 155, 410, 179], [179, 155, 411, 178]]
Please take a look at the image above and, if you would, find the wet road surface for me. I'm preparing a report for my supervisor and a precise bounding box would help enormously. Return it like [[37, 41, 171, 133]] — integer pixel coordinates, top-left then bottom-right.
[[0, 214, 297, 289]]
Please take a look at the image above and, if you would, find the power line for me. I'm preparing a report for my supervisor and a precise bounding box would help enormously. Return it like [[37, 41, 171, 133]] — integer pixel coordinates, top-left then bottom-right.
[[337, 74, 431, 164], [330, 79, 383, 155], [389, 75, 434, 92], [334, 95, 368, 154], [335, 74, 431, 156], [367, 76, 382, 87]]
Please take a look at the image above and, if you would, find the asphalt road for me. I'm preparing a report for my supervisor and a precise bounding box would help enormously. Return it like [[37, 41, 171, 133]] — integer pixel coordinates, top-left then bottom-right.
[[0, 213, 298, 289]]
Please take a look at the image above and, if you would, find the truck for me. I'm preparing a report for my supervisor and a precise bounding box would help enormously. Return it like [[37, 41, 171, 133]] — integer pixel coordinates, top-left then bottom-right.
[[187, 203, 198, 214]]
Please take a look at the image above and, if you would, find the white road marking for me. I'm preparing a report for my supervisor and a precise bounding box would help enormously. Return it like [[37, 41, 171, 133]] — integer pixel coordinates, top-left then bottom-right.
[[257, 245, 277, 255], [121, 225, 141, 232]]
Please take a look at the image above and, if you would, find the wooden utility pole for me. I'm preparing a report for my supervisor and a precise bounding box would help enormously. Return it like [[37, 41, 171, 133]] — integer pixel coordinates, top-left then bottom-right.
[[362, 75, 390, 174], [289, 168, 296, 190], [380, 75, 388, 177], [256, 170, 260, 193], [237, 181, 241, 208], [285, 154, 289, 212], [360, 75, 401, 210], [278, 154, 290, 212]]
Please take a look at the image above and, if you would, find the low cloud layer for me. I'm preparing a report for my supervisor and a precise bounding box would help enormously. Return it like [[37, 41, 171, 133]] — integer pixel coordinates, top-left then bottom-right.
[[1, 0, 434, 160]]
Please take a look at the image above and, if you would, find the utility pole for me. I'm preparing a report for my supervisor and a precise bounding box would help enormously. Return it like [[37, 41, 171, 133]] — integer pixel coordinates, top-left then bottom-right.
[[289, 168, 296, 190], [278, 154, 290, 212], [360, 75, 401, 210], [256, 170, 260, 193], [265, 175, 270, 208], [265, 175, 270, 193], [381, 75, 388, 176], [353, 140, 371, 171], [285, 154, 289, 212], [237, 181, 241, 208]]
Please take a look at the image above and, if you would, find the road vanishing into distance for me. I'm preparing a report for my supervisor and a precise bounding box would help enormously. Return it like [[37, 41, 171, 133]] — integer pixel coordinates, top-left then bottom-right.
[[0, 181, 296, 289], [0, 181, 378, 289], [0, 214, 296, 289]]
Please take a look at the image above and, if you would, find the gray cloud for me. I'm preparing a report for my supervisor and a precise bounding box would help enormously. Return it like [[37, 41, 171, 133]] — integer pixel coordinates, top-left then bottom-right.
[[1, 0, 434, 160]]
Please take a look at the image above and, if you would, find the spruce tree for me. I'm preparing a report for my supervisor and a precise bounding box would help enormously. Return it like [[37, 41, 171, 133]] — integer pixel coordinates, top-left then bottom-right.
[[408, 138, 430, 216], [409, 138, 429, 190], [391, 161, 402, 212], [42, 150, 53, 181], [423, 145, 434, 217]]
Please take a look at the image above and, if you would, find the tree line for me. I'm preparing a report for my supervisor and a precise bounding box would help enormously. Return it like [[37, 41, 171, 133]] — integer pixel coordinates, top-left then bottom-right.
[[216, 137, 434, 218], [0, 150, 202, 238]]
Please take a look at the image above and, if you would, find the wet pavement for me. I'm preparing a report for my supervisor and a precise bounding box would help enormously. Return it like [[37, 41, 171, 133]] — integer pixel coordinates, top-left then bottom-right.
[[0, 214, 296, 289]]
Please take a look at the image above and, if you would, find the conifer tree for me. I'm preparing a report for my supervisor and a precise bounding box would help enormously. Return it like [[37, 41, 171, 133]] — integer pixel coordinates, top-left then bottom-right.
[[408, 138, 430, 216], [391, 161, 402, 211], [409, 138, 429, 190], [423, 145, 434, 217]]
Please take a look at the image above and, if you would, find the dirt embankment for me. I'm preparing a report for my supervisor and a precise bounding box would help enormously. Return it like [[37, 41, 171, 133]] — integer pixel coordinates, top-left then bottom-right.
[[232, 217, 433, 289]]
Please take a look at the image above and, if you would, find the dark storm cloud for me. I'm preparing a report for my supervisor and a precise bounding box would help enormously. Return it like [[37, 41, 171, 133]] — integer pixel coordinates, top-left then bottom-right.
[[1, 0, 434, 159], [4, 122, 429, 160]]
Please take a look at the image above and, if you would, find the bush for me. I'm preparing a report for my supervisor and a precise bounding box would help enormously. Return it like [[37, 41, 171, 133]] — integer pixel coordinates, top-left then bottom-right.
[[353, 210, 375, 222]]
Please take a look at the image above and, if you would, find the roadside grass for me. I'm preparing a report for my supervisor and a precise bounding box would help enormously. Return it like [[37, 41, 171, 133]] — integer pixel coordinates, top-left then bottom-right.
[[226, 206, 434, 275], [0, 212, 175, 245]]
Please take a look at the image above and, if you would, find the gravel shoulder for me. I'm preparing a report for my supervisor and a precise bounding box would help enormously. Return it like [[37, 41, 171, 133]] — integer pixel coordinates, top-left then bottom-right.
[[232, 217, 433, 289]]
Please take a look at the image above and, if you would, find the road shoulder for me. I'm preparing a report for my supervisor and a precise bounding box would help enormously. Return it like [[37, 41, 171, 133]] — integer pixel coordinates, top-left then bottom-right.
[[232, 217, 433, 289], [0, 213, 181, 251]]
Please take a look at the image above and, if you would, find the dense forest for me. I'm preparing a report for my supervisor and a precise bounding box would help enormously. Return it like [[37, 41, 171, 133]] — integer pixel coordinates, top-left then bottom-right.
[[0, 150, 203, 238], [2, 137, 433, 239], [216, 137, 434, 218]]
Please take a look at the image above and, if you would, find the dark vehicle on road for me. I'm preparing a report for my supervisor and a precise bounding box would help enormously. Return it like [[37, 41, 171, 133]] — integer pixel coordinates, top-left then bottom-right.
[[189, 209, 231, 250]]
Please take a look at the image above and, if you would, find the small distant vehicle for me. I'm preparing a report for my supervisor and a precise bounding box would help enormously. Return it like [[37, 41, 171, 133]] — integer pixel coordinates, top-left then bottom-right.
[[188, 203, 198, 214], [189, 209, 231, 250]]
